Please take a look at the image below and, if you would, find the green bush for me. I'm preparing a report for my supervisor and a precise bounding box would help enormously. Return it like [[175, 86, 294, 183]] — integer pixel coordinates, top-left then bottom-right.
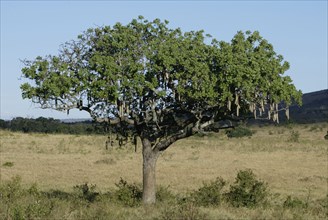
[[73, 183, 99, 203], [25, 200, 54, 219], [189, 177, 226, 207], [114, 178, 142, 207], [2, 161, 14, 167], [226, 127, 253, 138], [0, 176, 23, 205], [226, 169, 268, 208], [1, 176, 327, 219], [283, 195, 307, 209], [0, 176, 23, 220], [156, 185, 176, 203], [12, 205, 25, 220], [0, 177, 54, 219]]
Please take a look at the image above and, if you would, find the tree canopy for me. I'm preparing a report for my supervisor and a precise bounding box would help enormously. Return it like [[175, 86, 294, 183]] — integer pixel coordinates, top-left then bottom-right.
[[20, 16, 302, 204]]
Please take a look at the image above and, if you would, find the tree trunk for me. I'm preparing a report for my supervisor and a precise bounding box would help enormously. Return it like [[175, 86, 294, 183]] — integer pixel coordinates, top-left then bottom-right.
[[142, 138, 159, 205]]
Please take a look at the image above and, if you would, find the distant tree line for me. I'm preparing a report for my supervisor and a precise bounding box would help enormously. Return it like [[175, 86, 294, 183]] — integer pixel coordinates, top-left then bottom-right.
[[0, 117, 105, 134]]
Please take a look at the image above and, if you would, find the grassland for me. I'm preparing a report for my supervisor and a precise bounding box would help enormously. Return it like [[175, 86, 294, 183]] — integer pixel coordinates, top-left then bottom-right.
[[0, 123, 327, 219]]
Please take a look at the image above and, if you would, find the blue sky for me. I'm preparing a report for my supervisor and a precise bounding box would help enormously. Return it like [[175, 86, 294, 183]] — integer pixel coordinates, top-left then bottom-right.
[[1, 1, 327, 120]]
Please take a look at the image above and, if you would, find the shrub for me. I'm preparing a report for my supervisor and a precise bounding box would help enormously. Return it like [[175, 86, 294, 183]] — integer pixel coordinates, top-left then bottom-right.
[[114, 178, 142, 207], [0, 176, 23, 220], [226, 126, 253, 138], [226, 169, 268, 208], [156, 185, 176, 203], [2, 161, 14, 167], [283, 195, 307, 209], [0, 176, 23, 205], [25, 199, 54, 219], [0, 177, 54, 219], [189, 177, 226, 207], [27, 183, 40, 197], [73, 183, 99, 203]]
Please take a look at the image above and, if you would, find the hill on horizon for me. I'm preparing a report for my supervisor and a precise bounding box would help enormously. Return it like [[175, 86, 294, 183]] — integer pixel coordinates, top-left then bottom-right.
[[287, 89, 328, 123]]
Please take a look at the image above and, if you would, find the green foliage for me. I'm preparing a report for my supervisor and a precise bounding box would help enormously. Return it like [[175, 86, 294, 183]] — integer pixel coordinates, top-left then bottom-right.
[[156, 185, 176, 203], [114, 178, 142, 207], [226, 169, 268, 208], [189, 177, 226, 207], [0, 176, 327, 219], [2, 161, 14, 167], [20, 16, 302, 135], [226, 126, 254, 138], [27, 183, 40, 197], [0, 119, 9, 129], [0, 176, 53, 220], [24, 199, 54, 219], [0, 176, 23, 206], [1, 117, 105, 135], [12, 205, 25, 220], [73, 183, 99, 203], [283, 196, 307, 209]]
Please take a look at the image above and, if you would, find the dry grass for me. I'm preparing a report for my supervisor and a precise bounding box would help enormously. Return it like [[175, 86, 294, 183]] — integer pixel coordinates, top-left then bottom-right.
[[1, 123, 327, 202]]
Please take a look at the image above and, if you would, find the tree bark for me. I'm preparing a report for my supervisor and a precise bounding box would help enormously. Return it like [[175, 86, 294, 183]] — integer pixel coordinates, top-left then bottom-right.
[[142, 138, 159, 205]]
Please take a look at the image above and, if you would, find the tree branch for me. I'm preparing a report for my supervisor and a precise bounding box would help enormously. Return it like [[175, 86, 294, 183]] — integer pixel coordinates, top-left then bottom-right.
[[155, 118, 215, 152]]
